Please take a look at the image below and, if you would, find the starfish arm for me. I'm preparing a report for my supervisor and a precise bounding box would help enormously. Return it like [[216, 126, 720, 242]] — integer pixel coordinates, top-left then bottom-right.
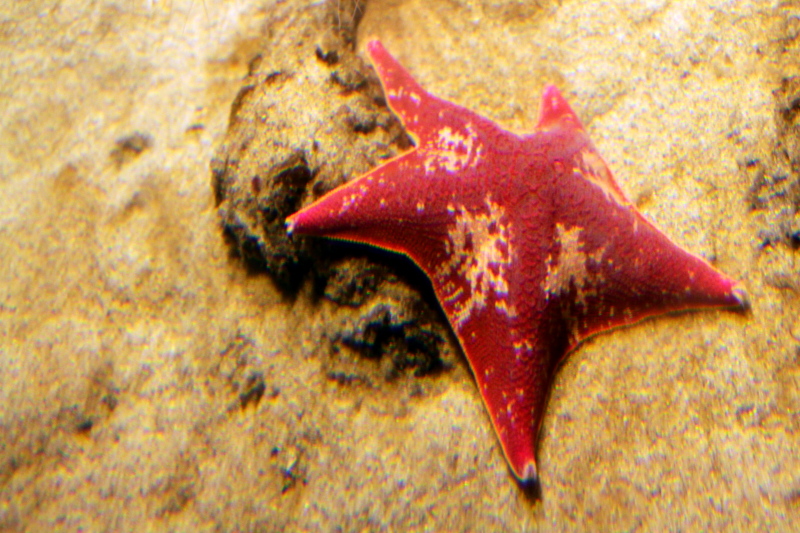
[[287, 149, 457, 261], [289, 45, 521, 258], [412, 189, 558, 484], [366, 40, 506, 149], [422, 250, 563, 484], [442, 302, 554, 484], [561, 207, 745, 350], [365, 40, 430, 136], [530, 85, 633, 207], [536, 124, 746, 350], [537, 84, 586, 132]]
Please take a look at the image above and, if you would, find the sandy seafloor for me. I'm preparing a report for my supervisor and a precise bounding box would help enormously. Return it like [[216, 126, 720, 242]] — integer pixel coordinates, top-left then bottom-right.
[[1, 0, 799, 531]]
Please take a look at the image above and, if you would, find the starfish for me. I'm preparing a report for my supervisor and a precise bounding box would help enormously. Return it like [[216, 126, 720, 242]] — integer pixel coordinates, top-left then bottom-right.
[[286, 40, 746, 484]]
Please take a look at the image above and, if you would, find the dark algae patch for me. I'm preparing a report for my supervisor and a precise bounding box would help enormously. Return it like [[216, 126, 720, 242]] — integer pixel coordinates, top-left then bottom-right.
[[211, 0, 405, 292], [744, 77, 800, 252], [212, 0, 447, 382]]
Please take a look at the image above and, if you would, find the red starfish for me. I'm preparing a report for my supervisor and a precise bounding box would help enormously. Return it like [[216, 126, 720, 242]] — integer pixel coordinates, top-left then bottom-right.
[[286, 40, 746, 484]]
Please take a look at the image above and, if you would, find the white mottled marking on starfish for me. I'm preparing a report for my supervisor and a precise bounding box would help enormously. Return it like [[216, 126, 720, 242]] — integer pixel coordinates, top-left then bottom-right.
[[496, 298, 518, 318], [435, 195, 514, 329], [422, 124, 483, 174], [512, 338, 532, 358], [542, 223, 606, 307]]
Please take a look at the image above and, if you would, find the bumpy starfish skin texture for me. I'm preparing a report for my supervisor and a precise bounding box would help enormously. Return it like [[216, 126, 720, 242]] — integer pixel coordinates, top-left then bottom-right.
[[286, 40, 746, 483]]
